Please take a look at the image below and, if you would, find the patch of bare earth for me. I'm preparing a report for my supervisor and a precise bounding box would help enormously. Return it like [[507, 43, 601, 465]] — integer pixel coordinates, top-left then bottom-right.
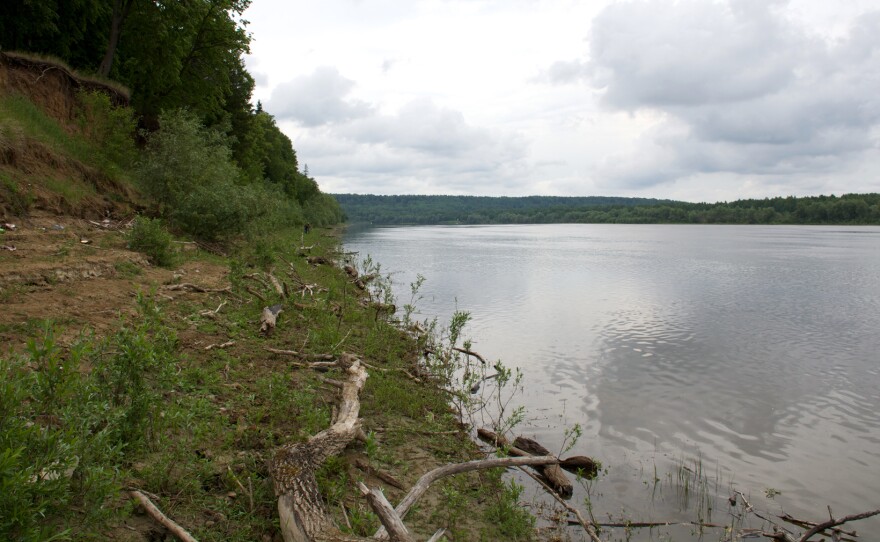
[[0, 212, 228, 351]]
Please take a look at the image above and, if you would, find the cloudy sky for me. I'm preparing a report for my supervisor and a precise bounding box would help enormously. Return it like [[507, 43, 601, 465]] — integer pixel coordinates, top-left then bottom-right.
[[244, 0, 880, 202]]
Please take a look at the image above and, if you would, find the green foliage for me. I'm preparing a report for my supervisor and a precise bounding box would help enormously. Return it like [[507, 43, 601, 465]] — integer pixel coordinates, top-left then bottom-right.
[[136, 109, 240, 211], [75, 89, 137, 170], [0, 299, 178, 540], [0, 172, 33, 215], [127, 216, 175, 267], [482, 475, 535, 539]]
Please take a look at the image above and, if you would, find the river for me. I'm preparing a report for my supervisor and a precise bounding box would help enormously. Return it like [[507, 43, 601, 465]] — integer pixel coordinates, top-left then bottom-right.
[[343, 224, 880, 539]]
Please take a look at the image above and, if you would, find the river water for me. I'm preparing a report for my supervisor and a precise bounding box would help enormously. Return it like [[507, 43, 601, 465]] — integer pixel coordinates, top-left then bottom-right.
[[343, 224, 880, 539]]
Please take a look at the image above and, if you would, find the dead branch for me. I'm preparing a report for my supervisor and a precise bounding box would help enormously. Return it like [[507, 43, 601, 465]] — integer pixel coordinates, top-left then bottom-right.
[[163, 283, 230, 293], [353, 457, 406, 490], [452, 347, 487, 364], [129, 490, 198, 542], [199, 300, 227, 318], [270, 356, 368, 542], [268, 272, 287, 298], [244, 285, 266, 302], [476, 430, 573, 498], [777, 512, 858, 538], [374, 455, 560, 540], [358, 482, 413, 542], [797, 509, 880, 541], [264, 347, 336, 361], [204, 340, 235, 351]]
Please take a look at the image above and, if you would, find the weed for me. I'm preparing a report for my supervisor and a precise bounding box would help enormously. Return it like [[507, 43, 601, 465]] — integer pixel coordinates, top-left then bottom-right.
[[114, 260, 143, 278]]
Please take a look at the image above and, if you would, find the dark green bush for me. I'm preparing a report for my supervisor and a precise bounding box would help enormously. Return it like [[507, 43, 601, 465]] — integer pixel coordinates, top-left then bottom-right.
[[127, 216, 175, 267]]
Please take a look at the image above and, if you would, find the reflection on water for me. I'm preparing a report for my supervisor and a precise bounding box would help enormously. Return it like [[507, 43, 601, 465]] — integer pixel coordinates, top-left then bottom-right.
[[344, 224, 880, 536]]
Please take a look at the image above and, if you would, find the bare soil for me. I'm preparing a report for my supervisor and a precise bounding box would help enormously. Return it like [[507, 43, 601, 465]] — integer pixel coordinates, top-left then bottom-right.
[[0, 212, 228, 352]]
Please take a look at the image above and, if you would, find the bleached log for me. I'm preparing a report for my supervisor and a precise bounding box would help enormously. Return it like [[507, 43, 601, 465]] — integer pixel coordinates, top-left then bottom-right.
[[260, 304, 283, 334], [358, 482, 413, 542]]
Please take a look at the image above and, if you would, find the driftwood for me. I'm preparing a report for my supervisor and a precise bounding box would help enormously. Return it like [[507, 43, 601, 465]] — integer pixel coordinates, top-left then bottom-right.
[[373, 455, 560, 541], [270, 354, 562, 542], [270, 355, 368, 542], [130, 490, 198, 542], [260, 304, 283, 334], [359, 482, 413, 542], [477, 430, 572, 498], [518, 466, 602, 542], [204, 340, 235, 351], [792, 508, 880, 542], [264, 347, 336, 362]]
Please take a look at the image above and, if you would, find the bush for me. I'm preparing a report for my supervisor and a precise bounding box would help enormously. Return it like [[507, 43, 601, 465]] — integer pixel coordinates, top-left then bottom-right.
[[75, 90, 137, 170], [136, 109, 241, 212], [127, 216, 175, 267], [0, 302, 178, 540]]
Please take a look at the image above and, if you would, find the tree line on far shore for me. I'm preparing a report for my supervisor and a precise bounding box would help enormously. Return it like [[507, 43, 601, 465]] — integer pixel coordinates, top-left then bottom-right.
[[334, 193, 880, 226]]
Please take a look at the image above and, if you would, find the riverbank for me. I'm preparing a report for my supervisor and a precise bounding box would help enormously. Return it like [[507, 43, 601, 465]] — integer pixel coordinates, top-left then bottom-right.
[[0, 217, 540, 541]]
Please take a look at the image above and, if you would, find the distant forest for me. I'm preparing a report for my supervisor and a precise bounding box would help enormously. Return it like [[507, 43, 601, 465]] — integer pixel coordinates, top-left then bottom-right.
[[334, 193, 880, 225]]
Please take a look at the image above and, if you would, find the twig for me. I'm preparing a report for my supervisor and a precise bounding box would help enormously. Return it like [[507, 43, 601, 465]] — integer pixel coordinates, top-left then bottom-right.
[[798, 509, 880, 541], [129, 490, 198, 542], [332, 329, 352, 351], [452, 347, 487, 364]]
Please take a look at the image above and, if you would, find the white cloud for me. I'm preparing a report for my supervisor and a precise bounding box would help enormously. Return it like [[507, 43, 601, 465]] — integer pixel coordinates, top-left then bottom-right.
[[288, 97, 531, 195], [266, 67, 374, 126]]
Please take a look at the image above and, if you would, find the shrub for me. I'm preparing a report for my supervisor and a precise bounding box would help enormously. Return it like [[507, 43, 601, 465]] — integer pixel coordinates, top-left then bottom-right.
[[127, 216, 175, 267], [75, 90, 137, 170], [136, 108, 241, 212]]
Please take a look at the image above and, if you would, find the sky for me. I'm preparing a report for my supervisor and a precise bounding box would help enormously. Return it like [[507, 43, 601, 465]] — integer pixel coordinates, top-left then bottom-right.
[[243, 0, 880, 202]]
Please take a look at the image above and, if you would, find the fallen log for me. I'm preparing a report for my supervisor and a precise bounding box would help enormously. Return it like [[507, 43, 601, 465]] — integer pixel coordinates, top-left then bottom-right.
[[270, 356, 368, 542], [476, 430, 572, 498], [559, 456, 599, 477]]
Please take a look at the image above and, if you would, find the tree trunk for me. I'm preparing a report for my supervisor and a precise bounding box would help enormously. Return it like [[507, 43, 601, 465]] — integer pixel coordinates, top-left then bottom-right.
[[98, 0, 135, 77]]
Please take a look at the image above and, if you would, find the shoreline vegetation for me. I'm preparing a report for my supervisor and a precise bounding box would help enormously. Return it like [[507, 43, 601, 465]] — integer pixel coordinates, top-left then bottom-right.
[[333, 193, 880, 226], [2, 6, 879, 539]]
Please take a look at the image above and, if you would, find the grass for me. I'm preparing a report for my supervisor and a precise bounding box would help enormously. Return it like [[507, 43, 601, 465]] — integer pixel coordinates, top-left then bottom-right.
[[0, 225, 539, 541]]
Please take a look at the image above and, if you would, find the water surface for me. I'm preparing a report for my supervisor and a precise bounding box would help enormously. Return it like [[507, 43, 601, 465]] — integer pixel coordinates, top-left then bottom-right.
[[344, 224, 880, 537]]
